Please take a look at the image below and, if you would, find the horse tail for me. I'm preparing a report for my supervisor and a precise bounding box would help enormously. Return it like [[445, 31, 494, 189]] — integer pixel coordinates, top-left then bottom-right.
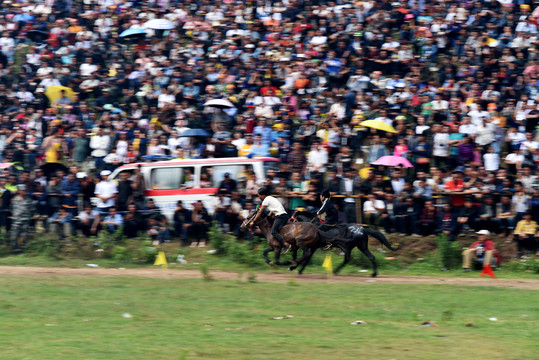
[[364, 228, 400, 251]]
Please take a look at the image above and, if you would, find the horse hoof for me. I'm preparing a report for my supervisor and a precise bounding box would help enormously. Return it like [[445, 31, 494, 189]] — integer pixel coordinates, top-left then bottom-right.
[[268, 261, 275, 266], [371, 273, 377, 278], [288, 266, 296, 271]]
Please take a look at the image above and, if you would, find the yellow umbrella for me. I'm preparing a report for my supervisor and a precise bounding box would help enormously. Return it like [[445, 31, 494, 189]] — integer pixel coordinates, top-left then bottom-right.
[[360, 119, 397, 133], [45, 86, 74, 104], [359, 167, 372, 179]]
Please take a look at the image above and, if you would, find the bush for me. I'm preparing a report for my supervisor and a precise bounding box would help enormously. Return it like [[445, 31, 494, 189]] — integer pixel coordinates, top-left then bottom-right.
[[436, 233, 462, 270], [209, 224, 265, 267], [502, 258, 539, 273]]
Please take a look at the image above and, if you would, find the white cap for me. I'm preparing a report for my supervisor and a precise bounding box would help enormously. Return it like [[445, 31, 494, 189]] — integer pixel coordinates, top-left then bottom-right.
[[245, 44, 255, 48], [476, 230, 490, 236], [76, 172, 87, 179], [100, 170, 111, 176]]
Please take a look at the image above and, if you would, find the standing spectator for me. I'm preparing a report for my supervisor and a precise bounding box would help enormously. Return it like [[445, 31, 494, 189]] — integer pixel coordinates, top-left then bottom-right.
[[61, 172, 80, 215], [340, 168, 361, 223], [90, 127, 110, 172], [94, 170, 117, 214], [10, 185, 34, 254], [0, 176, 12, 236], [306, 139, 329, 177], [366, 135, 388, 164], [116, 172, 134, 212], [286, 142, 306, 175]]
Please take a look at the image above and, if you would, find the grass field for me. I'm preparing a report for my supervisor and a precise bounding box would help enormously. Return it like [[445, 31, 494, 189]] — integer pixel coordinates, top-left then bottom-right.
[[0, 275, 537, 360]]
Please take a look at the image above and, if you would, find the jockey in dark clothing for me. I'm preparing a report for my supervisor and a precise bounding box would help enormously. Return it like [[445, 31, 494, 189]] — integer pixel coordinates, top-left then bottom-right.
[[317, 189, 344, 249]]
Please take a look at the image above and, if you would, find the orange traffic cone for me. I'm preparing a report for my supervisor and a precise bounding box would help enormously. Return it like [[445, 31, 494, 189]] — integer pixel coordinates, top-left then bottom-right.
[[480, 264, 496, 278]]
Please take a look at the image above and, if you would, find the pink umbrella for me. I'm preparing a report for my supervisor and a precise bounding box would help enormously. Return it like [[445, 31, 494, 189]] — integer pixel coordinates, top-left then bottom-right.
[[372, 155, 413, 168]]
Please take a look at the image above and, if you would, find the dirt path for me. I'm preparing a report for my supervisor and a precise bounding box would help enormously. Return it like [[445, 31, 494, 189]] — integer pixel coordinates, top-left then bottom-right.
[[0, 266, 537, 290]]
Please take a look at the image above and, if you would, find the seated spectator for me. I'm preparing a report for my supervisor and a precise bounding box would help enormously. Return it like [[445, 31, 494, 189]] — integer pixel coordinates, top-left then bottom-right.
[[455, 197, 480, 236], [212, 190, 231, 229], [173, 201, 192, 245], [190, 201, 211, 247], [363, 194, 386, 227], [102, 207, 123, 234], [462, 230, 496, 272], [513, 212, 538, 258], [181, 172, 195, 190], [48, 207, 74, 238], [419, 200, 438, 236], [148, 215, 170, 245], [438, 204, 455, 241], [396, 197, 418, 236], [380, 192, 399, 234], [78, 203, 100, 237], [495, 195, 516, 238], [123, 203, 145, 238]]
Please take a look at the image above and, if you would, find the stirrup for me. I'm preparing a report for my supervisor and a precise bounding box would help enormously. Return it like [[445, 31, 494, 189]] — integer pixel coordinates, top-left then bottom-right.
[[282, 243, 291, 255], [324, 244, 333, 251]]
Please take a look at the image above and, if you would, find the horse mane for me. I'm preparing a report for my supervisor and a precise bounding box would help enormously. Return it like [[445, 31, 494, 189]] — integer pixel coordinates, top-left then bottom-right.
[[292, 210, 318, 223]]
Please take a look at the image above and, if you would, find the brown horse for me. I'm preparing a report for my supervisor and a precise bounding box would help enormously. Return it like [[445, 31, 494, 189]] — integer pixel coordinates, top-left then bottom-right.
[[240, 211, 322, 274]]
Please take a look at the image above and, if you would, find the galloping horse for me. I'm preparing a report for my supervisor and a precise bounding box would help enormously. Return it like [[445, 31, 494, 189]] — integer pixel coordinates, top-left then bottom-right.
[[291, 211, 399, 277], [240, 211, 322, 274]]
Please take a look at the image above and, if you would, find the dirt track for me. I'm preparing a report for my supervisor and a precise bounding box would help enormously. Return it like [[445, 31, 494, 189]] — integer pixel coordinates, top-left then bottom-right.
[[0, 266, 537, 290]]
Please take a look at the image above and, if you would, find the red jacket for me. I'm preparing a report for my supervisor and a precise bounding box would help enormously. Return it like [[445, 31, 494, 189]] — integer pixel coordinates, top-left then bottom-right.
[[444, 179, 465, 207], [470, 240, 495, 251]]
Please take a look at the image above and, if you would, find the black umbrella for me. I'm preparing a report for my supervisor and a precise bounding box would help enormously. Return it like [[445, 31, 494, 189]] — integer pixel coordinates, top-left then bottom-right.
[[27, 29, 49, 43], [40, 162, 68, 178]]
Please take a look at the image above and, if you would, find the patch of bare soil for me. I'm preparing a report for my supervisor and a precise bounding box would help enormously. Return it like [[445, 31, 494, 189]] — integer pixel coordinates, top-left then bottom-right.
[[0, 266, 537, 290]]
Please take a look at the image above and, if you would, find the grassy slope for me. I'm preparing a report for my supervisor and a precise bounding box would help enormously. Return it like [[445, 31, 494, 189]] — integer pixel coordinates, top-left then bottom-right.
[[0, 276, 537, 360]]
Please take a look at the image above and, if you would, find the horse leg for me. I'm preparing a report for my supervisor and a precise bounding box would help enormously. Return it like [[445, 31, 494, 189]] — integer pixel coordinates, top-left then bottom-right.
[[292, 248, 298, 261], [358, 243, 378, 277], [274, 247, 289, 266], [289, 243, 309, 272], [297, 247, 316, 275], [333, 246, 352, 275], [263, 247, 273, 265]]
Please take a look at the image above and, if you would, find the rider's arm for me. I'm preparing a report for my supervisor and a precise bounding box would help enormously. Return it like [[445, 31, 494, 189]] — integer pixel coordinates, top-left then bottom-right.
[[317, 199, 329, 215], [250, 205, 267, 225]]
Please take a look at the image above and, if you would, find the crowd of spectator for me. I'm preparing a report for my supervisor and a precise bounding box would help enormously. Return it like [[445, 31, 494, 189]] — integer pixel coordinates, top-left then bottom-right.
[[0, 0, 537, 255]]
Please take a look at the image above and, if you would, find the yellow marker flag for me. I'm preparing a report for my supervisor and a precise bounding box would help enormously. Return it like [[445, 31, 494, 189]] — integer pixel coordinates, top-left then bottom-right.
[[154, 251, 168, 269], [322, 254, 332, 276]]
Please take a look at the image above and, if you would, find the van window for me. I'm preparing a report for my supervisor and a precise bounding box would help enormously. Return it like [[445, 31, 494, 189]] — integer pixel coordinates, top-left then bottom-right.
[[150, 167, 183, 189], [202, 165, 243, 188]]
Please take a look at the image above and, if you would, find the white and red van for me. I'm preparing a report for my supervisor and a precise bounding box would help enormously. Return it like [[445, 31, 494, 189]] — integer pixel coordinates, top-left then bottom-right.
[[109, 157, 279, 220]]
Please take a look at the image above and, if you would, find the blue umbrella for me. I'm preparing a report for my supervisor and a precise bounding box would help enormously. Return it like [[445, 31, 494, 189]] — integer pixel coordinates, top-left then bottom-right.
[[119, 28, 147, 38], [180, 129, 210, 137]]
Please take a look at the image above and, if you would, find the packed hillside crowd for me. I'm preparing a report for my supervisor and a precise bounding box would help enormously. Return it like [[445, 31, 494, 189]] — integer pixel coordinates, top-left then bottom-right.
[[0, 0, 538, 253]]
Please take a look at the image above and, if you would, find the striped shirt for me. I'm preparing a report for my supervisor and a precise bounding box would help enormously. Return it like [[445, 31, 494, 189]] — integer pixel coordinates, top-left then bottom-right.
[[514, 220, 538, 235]]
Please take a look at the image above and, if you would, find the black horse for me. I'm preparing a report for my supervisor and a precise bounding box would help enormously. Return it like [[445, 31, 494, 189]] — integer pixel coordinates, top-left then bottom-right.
[[291, 211, 399, 277]]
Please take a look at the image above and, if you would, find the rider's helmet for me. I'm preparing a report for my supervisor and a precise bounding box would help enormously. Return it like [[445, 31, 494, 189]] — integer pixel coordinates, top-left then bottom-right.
[[258, 187, 270, 196]]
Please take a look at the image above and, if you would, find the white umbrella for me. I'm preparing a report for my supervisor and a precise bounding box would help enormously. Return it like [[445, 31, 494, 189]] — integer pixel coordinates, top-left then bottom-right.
[[204, 99, 235, 108], [144, 19, 176, 30]]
